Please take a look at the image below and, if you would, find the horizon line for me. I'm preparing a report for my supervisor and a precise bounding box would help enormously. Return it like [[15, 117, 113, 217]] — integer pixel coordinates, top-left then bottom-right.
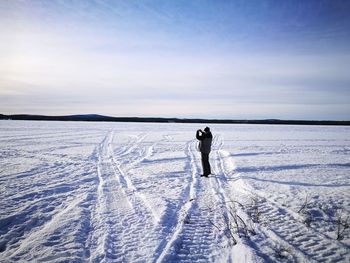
[[1, 113, 349, 125]]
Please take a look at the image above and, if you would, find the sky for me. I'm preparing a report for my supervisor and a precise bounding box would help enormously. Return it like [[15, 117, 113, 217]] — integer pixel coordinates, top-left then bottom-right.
[[0, 0, 350, 120]]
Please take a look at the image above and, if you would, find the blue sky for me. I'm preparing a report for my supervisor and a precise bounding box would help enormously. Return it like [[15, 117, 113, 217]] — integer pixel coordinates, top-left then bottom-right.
[[1, 0, 349, 120]]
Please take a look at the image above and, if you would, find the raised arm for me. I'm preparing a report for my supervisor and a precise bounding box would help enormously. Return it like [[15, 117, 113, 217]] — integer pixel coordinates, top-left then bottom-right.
[[196, 130, 203, 140]]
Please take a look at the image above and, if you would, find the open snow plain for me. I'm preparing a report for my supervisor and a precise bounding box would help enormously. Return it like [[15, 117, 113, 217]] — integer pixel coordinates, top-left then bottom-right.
[[0, 120, 349, 262]]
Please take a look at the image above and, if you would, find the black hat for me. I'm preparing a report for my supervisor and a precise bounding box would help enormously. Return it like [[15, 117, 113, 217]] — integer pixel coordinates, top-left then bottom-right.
[[204, 127, 210, 132]]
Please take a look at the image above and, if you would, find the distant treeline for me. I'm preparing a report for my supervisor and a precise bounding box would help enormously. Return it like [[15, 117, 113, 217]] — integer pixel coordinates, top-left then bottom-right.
[[0, 114, 349, 126]]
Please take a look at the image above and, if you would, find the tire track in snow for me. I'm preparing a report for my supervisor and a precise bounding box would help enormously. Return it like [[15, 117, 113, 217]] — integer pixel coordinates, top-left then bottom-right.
[[215, 139, 350, 263], [200, 134, 253, 261], [211, 135, 272, 262], [154, 140, 198, 263], [120, 140, 156, 171], [241, 185, 350, 262], [155, 139, 220, 263], [210, 135, 238, 249], [107, 131, 160, 222], [213, 139, 307, 261], [113, 133, 147, 162], [88, 130, 161, 262], [88, 131, 113, 261]]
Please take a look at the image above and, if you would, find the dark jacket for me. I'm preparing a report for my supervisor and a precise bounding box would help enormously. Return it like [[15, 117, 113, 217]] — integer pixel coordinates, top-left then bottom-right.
[[196, 130, 212, 154]]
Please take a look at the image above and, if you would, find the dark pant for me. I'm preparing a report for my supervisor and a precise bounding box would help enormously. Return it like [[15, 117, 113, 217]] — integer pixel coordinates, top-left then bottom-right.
[[201, 152, 211, 175]]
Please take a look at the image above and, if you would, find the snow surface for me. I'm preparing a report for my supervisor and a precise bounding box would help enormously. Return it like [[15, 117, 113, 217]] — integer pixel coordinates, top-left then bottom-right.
[[0, 120, 349, 262]]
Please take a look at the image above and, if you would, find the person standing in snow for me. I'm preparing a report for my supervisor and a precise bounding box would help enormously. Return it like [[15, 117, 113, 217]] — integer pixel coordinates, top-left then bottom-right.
[[196, 127, 213, 177]]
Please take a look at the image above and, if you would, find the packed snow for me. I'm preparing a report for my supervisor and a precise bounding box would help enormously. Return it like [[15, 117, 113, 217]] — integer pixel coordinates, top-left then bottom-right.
[[0, 120, 349, 262]]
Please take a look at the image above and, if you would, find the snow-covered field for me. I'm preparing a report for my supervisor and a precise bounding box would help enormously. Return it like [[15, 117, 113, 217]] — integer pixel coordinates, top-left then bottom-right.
[[0, 120, 349, 262]]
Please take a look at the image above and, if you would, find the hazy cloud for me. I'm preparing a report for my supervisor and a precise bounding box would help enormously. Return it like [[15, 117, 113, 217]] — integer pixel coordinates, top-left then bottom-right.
[[1, 0, 350, 119]]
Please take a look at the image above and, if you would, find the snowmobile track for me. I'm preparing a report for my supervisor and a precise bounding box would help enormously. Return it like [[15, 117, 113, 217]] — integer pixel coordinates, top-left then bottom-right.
[[217, 142, 350, 263], [156, 139, 221, 262], [249, 192, 350, 262], [88, 130, 161, 262], [107, 131, 159, 222]]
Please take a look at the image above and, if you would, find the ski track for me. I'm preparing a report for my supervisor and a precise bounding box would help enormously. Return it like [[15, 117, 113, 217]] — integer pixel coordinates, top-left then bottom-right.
[[88, 130, 161, 262]]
